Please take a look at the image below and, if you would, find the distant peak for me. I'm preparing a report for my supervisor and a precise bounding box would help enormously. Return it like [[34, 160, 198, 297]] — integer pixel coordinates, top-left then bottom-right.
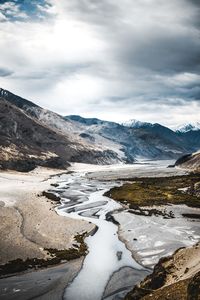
[[122, 119, 153, 128], [175, 122, 200, 133]]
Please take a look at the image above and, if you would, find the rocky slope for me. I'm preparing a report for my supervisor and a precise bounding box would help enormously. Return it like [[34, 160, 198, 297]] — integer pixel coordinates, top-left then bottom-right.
[[175, 151, 200, 171], [1, 87, 200, 170], [0, 88, 123, 159], [0, 96, 119, 171], [125, 243, 200, 300], [66, 115, 192, 161], [177, 130, 200, 151]]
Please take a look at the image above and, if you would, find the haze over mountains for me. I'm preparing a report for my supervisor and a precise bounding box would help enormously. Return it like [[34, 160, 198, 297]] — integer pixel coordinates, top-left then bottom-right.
[[0, 88, 200, 171]]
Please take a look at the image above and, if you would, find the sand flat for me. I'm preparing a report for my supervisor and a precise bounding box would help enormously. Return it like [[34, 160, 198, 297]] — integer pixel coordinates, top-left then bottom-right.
[[0, 168, 95, 265]]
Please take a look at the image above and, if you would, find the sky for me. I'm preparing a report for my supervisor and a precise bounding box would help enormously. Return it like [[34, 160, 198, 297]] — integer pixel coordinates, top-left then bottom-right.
[[0, 0, 200, 128]]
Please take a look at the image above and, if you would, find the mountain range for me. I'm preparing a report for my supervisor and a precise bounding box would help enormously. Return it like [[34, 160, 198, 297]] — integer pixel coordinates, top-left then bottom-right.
[[175, 122, 200, 133], [0, 87, 199, 171]]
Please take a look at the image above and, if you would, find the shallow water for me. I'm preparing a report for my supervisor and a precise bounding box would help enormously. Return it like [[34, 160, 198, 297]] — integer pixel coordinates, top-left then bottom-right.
[[51, 161, 197, 300], [115, 204, 200, 268], [54, 172, 143, 300]]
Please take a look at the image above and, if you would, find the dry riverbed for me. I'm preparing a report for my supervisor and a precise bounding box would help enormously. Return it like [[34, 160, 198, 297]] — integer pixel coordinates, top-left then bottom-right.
[[104, 170, 200, 299], [0, 161, 199, 300], [0, 167, 95, 298]]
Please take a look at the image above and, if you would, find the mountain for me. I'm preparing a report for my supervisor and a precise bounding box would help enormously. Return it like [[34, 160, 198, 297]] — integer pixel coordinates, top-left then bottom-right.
[[65, 115, 192, 161], [0, 88, 38, 110], [67, 115, 105, 126], [175, 151, 200, 171], [121, 119, 153, 129], [1, 87, 200, 171], [0, 98, 71, 171], [175, 121, 200, 151], [0, 89, 121, 171], [175, 122, 200, 133]]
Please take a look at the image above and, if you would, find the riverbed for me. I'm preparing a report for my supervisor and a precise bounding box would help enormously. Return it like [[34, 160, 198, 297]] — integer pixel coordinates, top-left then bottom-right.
[[50, 160, 200, 300], [0, 160, 199, 300], [54, 171, 144, 300]]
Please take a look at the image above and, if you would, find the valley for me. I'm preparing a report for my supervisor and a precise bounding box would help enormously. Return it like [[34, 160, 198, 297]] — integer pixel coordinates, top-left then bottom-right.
[[1, 88, 200, 173], [0, 161, 199, 300], [0, 88, 200, 300], [1, 0, 199, 299]]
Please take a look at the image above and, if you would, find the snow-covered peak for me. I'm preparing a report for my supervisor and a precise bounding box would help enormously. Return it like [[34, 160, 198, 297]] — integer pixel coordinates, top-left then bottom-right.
[[175, 122, 200, 133], [122, 119, 153, 128]]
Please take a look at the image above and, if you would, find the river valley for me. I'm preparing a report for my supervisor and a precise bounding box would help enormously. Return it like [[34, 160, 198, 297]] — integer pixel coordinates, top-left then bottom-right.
[[0, 160, 200, 300], [53, 161, 200, 300]]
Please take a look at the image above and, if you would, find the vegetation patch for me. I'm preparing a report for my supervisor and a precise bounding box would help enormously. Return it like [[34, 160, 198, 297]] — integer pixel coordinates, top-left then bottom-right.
[[105, 174, 200, 208], [105, 212, 120, 225], [50, 183, 59, 187], [41, 191, 61, 202], [182, 213, 200, 219], [128, 207, 175, 218], [0, 233, 88, 277]]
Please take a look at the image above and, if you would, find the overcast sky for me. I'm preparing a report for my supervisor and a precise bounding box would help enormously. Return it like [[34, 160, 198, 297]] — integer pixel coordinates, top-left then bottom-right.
[[0, 0, 199, 127]]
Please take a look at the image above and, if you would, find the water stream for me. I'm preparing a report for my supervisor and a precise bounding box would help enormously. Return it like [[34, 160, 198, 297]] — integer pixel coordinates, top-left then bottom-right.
[[50, 161, 199, 300], [53, 171, 143, 300]]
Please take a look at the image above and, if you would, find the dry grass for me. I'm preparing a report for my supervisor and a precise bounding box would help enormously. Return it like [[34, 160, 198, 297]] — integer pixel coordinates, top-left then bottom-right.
[[105, 174, 200, 208]]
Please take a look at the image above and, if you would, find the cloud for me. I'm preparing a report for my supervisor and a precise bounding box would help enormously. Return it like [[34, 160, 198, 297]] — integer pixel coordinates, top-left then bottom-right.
[[0, 11, 7, 21], [0, 0, 199, 127], [0, 67, 13, 77], [0, 1, 28, 20]]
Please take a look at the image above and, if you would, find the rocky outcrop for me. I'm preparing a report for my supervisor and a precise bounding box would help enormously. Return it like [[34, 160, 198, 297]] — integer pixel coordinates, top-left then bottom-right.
[[125, 243, 200, 300], [175, 151, 200, 171]]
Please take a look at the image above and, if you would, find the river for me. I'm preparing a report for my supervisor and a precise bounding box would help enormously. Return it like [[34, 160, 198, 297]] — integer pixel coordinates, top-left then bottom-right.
[[54, 171, 143, 300], [50, 160, 200, 300], [1, 160, 199, 300]]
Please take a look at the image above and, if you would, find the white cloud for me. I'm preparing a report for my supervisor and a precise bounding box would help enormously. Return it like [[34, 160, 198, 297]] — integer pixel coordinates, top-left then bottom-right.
[[0, 1, 28, 19], [0, 0, 199, 127], [0, 11, 7, 21]]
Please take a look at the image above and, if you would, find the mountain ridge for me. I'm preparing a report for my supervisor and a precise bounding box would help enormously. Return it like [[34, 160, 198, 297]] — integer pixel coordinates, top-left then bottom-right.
[[65, 114, 192, 160], [0, 93, 121, 171], [121, 119, 154, 129], [175, 122, 200, 133], [1, 87, 200, 171]]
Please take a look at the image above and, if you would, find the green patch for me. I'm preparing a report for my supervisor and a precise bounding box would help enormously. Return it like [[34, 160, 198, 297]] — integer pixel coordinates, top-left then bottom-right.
[[105, 174, 200, 208], [182, 213, 200, 219], [45, 233, 88, 261]]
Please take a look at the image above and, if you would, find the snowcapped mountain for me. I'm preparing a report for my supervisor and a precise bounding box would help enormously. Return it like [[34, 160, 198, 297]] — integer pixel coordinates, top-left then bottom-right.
[[66, 115, 191, 161], [122, 119, 153, 128], [1, 87, 200, 172], [175, 122, 200, 133]]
